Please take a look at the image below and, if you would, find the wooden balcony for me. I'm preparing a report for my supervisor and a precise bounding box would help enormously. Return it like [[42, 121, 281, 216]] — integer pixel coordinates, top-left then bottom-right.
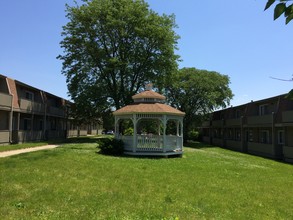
[[0, 93, 12, 109], [0, 131, 10, 144], [283, 146, 293, 161], [247, 142, 274, 157], [225, 118, 242, 126], [246, 115, 272, 125], [201, 121, 211, 127], [19, 99, 45, 113], [212, 120, 224, 127], [282, 111, 293, 123], [47, 106, 66, 117]]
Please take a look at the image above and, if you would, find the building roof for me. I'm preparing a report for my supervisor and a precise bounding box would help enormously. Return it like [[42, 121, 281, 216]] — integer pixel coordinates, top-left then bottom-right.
[[113, 102, 185, 116]]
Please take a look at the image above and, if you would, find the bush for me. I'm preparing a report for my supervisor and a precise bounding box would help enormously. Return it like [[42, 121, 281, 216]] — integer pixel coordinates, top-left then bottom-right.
[[187, 130, 199, 141], [97, 138, 124, 156], [123, 127, 134, 135]]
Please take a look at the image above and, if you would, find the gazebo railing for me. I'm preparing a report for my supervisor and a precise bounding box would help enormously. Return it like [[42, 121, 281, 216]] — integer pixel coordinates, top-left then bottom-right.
[[121, 134, 182, 152], [137, 135, 163, 151]]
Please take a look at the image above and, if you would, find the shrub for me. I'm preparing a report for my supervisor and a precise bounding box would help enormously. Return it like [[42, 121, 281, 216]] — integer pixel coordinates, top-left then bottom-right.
[[187, 130, 199, 141], [97, 138, 124, 156], [123, 127, 134, 135]]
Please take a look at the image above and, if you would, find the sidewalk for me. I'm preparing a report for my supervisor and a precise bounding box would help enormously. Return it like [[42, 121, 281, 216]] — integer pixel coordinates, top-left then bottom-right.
[[0, 145, 59, 158]]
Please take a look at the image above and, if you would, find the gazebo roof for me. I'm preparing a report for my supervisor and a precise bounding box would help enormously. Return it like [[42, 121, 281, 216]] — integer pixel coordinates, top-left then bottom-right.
[[113, 102, 185, 116], [132, 90, 166, 100], [113, 87, 185, 116]]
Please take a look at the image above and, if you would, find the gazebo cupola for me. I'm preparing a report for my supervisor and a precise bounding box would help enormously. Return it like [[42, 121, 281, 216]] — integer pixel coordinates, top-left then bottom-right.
[[113, 84, 185, 157]]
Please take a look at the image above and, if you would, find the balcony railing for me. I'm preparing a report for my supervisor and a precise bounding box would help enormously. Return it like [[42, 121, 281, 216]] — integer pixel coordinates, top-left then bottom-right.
[[282, 111, 293, 123], [19, 99, 45, 113], [0, 93, 12, 109], [47, 106, 66, 117], [212, 120, 224, 127], [246, 115, 272, 125], [226, 118, 242, 126]]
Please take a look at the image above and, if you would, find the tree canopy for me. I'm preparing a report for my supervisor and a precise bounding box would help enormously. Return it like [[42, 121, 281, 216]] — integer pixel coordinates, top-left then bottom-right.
[[58, 0, 180, 122], [165, 68, 233, 141], [265, 0, 293, 24]]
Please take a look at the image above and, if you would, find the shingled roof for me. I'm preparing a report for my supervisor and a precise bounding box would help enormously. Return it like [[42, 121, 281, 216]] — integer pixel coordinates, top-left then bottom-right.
[[113, 89, 185, 116]]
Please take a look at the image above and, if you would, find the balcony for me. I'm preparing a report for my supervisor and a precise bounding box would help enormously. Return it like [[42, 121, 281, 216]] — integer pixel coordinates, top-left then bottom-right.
[[0, 93, 12, 109], [47, 106, 66, 117], [282, 111, 293, 123], [226, 118, 242, 126], [201, 121, 211, 127], [247, 142, 274, 157], [246, 114, 272, 125], [19, 99, 45, 113], [212, 120, 224, 127]]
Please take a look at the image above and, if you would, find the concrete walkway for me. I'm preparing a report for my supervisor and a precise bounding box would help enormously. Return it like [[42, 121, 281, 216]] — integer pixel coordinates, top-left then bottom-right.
[[0, 145, 59, 158]]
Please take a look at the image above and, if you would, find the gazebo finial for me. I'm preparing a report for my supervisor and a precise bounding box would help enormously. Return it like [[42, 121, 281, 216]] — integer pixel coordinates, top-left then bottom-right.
[[145, 83, 153, 91]]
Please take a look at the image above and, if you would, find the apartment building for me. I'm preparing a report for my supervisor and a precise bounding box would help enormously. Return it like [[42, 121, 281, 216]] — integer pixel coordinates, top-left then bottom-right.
[[201, 94, 293, 163], [0, 74, 102, 145]]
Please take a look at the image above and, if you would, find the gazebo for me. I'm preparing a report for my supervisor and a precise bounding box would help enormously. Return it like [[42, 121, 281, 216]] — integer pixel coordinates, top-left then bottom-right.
[[113, 85, 185, 156]]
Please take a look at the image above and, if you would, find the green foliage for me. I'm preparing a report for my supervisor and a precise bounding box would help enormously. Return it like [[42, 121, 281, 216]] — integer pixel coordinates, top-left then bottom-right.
[[58, 0, 180, 115], [123, 127, 134, 135], [265, 0, 293, 24], [97, 138, 124, 155], [165, 67, 233, 142], [187, 129, 199, 141]]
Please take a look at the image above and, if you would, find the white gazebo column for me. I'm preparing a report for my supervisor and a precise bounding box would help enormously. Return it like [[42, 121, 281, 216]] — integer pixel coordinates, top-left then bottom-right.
[[132, 114, 137, 153], [157, 119, 161, 148], [180, 119, 184, 150], [163, 115, 167, 153], [114, 116, 119, 138]]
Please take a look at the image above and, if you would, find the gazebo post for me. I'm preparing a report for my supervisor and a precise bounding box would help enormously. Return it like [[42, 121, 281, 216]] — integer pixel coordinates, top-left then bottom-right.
[[163, 115, 167, 153], [132, 114, 137, 153], [180, 119, 184, 151]]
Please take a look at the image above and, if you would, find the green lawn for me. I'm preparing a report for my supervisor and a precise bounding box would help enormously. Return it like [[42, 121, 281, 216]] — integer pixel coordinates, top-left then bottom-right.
[[0, 142, 50, 153], [0, 138, 292, 219]]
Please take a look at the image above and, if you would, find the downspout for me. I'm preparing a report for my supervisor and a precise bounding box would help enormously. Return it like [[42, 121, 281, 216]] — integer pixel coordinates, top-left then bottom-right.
[[9, 94, 14, 143], [6, 77, 14, 144]]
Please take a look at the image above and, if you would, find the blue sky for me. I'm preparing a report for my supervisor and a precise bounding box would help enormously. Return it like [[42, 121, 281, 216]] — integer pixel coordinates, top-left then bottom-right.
[[0, 0, 292, 107]]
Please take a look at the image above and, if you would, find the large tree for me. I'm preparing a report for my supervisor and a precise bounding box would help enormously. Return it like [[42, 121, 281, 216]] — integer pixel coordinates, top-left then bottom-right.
[[265, 0, 293, 24], [58, 0, 180, 120], [165, 68, 233, 141]]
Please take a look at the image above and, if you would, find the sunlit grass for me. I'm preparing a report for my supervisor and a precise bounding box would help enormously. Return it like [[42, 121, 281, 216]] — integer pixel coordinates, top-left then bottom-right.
[[0, 138, 292, 219]]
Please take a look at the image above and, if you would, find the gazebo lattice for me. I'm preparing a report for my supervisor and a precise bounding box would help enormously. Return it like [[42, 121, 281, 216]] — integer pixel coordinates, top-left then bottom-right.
[[113, 86, 185, 156]]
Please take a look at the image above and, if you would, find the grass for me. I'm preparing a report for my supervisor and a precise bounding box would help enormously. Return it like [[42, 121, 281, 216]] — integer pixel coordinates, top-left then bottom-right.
[[0, 137, 292, 219], [0, 142, 50, 152]]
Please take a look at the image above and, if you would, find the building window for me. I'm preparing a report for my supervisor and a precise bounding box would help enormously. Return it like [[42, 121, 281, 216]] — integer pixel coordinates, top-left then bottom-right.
[[259, 104, 268, 116], [260, 130, 270, 143], [24, 118, 32, 130], [278, 130, 284, 145], [25, 91, 34, 101]]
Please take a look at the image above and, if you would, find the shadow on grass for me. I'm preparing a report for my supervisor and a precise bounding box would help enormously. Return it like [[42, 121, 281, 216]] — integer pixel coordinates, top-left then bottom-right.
[[184, 141, 217, 149]]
